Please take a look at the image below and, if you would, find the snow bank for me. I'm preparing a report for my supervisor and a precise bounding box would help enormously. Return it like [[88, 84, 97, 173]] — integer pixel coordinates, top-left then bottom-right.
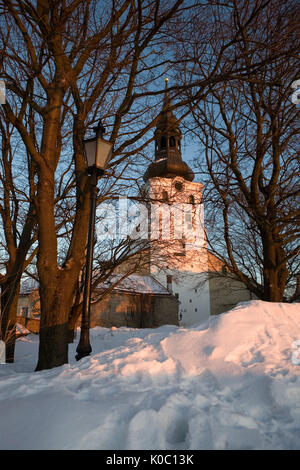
[[0, 300, 299, 450], [15, 323, 31, 337], [0, 341, 4, 364]]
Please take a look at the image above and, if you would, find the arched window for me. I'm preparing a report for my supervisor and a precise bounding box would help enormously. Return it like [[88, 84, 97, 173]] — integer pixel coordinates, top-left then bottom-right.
[[161, 136, 167, 149], [170, 136, 175, 147], [189, 195, 195, 204]]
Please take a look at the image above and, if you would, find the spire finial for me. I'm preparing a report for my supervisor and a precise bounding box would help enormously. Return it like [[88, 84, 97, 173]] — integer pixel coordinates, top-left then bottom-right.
[[163, 77, 170, 110]]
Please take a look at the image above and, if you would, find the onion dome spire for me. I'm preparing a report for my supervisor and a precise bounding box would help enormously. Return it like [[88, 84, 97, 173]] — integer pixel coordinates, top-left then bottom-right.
[[143, 78, 194, 182]]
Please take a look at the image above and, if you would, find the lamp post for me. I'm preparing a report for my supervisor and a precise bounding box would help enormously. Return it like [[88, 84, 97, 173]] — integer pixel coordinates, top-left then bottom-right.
[[75, 121, 113, 361]]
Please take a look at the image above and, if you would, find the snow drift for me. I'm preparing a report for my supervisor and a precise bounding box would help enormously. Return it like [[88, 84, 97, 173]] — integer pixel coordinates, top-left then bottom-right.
[[0, 300, 299, 450]]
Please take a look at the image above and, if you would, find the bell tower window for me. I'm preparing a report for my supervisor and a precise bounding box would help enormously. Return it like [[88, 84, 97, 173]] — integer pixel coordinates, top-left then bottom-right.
[[161, 136, 167, 149], [174, 181, 183, 192]]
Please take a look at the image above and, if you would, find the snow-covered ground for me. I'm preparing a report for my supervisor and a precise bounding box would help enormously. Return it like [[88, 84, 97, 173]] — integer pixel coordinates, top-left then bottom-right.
[[0, 300, 299, 450]]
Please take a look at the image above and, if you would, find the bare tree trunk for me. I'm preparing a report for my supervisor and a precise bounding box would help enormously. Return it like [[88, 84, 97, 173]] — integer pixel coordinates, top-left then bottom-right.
[[35, 141, 90, 369], [35, 280, 72, 370], [36, 325, 69, 370], [1, 281, 20, 363], [261, 231, 288, 302]]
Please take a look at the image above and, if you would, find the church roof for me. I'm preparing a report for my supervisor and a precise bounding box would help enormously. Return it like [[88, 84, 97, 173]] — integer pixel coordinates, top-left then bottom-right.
[[143, 157, 194, 181], [20, 277, 39, 294], [155, 78, 180, 132], [20, 274, 176, 298], [94, 274, 174, 296]]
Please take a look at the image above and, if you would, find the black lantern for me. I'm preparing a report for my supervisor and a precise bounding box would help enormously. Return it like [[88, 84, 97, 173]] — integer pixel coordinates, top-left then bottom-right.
[[83, 121, 113, 176], [76, 121, 112, 361]]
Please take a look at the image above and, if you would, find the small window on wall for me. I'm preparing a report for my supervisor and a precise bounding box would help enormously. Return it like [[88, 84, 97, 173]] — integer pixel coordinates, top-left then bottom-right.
[[189, 195, 195, 204], [170, 136, 175, 147], [161, 136, 167, 149], [21, 307, 28, 318], [162, 190, 169, 202]]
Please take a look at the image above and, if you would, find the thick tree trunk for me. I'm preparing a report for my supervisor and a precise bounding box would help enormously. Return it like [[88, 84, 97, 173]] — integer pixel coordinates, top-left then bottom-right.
[[36, 323, 69, 371], [262, 232, 288, 302], [34, 161, 72, 370], [35, 282, 72, 370], [263, 268, 283, 302], [33, 89, 89, 370], [68, 327, 76, 344], [0, 282, 20, 363], [35, 159, 89, 370]]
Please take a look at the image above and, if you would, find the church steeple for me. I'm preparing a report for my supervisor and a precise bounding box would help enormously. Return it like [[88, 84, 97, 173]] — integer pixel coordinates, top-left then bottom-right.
[[144, 78, 194, 182]]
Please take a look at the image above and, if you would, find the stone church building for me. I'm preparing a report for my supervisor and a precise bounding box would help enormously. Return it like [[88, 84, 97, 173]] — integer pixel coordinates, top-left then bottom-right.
[[106, 78, 253, 327], [17, 80, 253, 331]]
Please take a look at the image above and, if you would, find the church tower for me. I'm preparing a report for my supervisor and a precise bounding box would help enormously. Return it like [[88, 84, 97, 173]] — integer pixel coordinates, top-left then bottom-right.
[[144, 79, 194, 183], [143, 79, 210, 326]]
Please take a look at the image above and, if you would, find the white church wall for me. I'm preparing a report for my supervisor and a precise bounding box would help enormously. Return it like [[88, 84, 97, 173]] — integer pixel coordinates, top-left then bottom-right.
[[152, 267, 210, 327], [147, 176, 211, 327]]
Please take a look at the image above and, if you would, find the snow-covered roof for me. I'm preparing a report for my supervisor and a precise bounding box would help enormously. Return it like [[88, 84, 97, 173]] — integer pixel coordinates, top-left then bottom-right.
[[15, 323, 31, 336], [20, 274, 172, 296], [20, 278, 39, 294], [96, 274, 172, 296]]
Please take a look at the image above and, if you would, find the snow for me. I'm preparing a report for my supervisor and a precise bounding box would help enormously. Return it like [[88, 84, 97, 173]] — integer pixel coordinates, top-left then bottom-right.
[[0, 300, 299, 450], [20, 274, 172, 297], [0, 341, 4, 364], [96, 274, 172, 295], [15, 323, 31, 337], [19, 277, 39, 294]]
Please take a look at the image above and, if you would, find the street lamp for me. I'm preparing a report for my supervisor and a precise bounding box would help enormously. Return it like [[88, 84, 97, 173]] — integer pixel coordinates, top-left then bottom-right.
[[75, 121, 113, 361]]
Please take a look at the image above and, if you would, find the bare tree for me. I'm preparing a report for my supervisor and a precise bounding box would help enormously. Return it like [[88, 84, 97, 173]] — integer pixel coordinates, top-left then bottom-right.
[[1, 0, 196, 370], [0, 110, 37, 362], [0, 0, 287, 370], [187, 0, 300, 301]]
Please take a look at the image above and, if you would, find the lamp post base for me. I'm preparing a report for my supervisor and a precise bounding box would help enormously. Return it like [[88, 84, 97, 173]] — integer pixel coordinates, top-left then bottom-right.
[[75, 351, 91, 361], [75, 347, 92, 361], [75, 329, 92, 361]]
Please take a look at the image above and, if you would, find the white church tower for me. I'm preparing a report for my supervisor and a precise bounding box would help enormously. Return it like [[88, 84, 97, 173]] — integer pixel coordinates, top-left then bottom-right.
[[143, 79, 210, 326]]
